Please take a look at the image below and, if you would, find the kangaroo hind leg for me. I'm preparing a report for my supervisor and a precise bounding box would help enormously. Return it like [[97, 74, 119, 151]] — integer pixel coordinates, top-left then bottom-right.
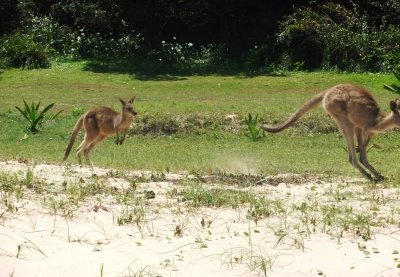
[[83, 134, 106, 165], [335, 117, 373, 180], [77, 117, 99, 165], [355, 128, 384, 181]]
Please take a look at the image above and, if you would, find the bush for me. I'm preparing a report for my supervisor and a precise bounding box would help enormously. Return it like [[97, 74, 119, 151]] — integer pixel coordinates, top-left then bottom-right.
[[0, 32, 51, 69], [277, 2, 400, 71], [68, 30, 143, 58], [21, 16, 73, 55], [143, 41, 232, 74]]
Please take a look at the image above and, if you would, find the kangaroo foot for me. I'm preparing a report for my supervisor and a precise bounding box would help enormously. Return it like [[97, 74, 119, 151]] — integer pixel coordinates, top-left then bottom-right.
[[373, 174, 385, 182], [361, 171, 374, 181]]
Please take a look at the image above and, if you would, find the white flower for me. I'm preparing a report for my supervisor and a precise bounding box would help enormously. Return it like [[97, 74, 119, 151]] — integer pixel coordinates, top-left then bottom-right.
[[188, 43, 193, 47], [162, 40, 165, 44]]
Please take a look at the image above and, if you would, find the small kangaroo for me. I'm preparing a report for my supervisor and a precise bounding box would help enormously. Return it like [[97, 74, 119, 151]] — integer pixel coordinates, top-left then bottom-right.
[[262, 84, 400, 181], [63, 97, 138, 164]]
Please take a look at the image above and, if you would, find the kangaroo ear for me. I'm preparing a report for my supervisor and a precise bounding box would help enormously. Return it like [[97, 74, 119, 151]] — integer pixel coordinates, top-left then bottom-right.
[[390, 100, 397, 112], [118, 97, 126, 106], [128, 96, 136, 104]]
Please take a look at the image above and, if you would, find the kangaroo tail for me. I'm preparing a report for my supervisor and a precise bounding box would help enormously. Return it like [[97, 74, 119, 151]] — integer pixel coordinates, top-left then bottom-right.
[[63, 116, 84, 161], [262, 91, 326, 133]]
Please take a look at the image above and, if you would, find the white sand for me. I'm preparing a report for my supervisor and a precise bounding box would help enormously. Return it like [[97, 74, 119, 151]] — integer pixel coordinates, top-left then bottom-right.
[[0, 161, 399, 276]]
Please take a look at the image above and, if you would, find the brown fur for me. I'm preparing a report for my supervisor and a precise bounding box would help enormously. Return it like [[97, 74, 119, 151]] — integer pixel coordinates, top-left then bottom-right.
[[63, 97, 137, 164], [262, 84, 400, 180]]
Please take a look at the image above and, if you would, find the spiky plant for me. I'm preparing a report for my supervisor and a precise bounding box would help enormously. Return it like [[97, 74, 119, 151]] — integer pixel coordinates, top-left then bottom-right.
[[15, 98, 62, 133]]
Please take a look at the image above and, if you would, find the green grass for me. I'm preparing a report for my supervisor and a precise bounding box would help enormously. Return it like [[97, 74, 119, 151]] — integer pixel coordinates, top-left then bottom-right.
[[1, 61, 400, 178]]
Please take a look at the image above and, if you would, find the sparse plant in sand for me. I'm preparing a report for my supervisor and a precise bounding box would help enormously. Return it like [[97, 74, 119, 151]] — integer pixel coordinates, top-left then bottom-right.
[[45, 196, 75, 218], [1, 192, 17, 213], [116, 199, 148, 237], [178, 179, 255, 209], [220, 231, 275, 276], [173, 218, 189, 237], [4, 235, 48, 259], [247, 196, 273, 223], [0, 173, 23, 202]]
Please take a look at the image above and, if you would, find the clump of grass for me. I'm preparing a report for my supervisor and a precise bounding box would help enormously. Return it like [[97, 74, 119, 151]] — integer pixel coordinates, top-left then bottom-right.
[[179, 180, 255, 208], [45, 195, 75, 218], [71, 106, 85, 117], [116, 199, 148, 237], [295, 114, 338, 134], [221, 238, 275, 276], [247, 197, 273, 222], [130, 113, 241, 136]]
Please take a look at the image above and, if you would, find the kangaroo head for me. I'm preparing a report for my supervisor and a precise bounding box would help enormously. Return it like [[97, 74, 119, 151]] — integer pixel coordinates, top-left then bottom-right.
[[119, 97, 138, 116], [390, 99, 400, 126]]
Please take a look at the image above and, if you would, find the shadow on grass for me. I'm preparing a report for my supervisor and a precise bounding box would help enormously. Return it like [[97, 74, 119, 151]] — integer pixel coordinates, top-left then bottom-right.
[[82, 59, 286, 81]]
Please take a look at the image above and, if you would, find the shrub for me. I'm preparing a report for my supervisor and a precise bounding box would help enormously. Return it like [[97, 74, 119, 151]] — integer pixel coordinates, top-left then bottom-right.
[[21, 16, 73, 55], [277, 2, 400, 71], [0, 32, 51, 69], [143, 41, 231, 74], [68, 30, 143, 58]]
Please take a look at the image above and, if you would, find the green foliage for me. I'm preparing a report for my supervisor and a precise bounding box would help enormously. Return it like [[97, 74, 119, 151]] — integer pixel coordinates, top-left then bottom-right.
[[143, 42, 231, 74], [71, 107, 85, 117], [1, 1, 400, 72], [15, 99, 61, 133], [278, 2, 400, 71], [49, 0, 123, 36], [68, 31, 143, 58], [244, 113, 264, 142], [0, 32, 51, 69], [384, 70, 400, 94], [21, 16, 73, 55]]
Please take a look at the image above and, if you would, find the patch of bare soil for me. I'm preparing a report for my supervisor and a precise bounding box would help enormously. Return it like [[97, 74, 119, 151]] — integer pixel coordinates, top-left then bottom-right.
[[0, 160, 399, 276]]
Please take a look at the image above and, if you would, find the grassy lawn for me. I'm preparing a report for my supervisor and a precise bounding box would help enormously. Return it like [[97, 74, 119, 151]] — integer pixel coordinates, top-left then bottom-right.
[[1, 61, 399, 179]]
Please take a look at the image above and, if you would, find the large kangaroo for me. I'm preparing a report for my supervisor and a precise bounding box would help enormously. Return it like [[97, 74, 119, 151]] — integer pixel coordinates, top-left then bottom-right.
[[262, 84, 400, 181], [63, 97, 137, 164]]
